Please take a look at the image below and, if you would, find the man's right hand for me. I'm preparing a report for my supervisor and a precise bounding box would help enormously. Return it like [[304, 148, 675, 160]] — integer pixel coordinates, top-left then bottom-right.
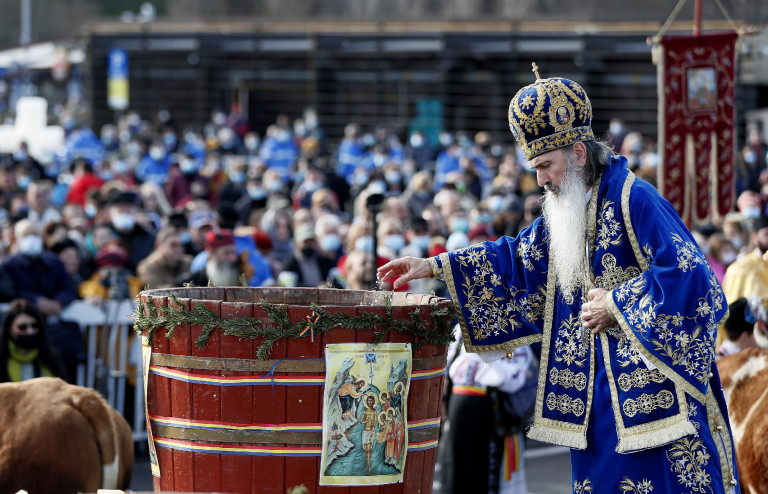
[[377, 256, 432, 290]]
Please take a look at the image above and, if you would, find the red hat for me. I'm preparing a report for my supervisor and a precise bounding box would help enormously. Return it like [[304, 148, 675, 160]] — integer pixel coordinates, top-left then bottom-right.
[[96, 247, 129, 268], [253, 229, 273, 251], [205, 229, 235, 251]]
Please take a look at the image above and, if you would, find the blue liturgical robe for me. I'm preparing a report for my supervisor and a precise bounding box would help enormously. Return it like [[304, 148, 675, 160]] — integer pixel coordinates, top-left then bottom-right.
[[431, 157, 740, 493]]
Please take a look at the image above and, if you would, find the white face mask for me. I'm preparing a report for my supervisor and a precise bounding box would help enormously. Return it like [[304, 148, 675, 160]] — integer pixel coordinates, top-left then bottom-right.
[[112, 213, 136, 232], [320, 234, 342, 253], [355, 235, 374, 253], [18, 234, 43, 257], [720, 250, 737, 265]]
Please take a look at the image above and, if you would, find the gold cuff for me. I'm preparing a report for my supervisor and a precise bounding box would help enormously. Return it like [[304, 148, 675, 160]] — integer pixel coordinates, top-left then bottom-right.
[[428, 257, 443, 280]]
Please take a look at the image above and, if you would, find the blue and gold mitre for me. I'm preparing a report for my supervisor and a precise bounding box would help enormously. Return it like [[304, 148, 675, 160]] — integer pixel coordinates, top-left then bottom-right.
[[508, 64, 594, 160]]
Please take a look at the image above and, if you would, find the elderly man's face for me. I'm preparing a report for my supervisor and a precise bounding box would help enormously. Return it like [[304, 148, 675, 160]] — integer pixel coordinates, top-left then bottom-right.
[[531, 142, 587, 194], [531, 149, 570, 194], [212, 244, 238, 265]]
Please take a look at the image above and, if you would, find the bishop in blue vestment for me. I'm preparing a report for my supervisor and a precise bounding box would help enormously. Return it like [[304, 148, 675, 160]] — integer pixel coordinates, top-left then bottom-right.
[[379, 66, 740, 493]]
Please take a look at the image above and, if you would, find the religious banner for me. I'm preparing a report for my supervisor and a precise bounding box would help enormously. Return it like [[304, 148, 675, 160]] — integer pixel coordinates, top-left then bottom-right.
[[657, 32, 738, 225], [320, 343, 412, 486]]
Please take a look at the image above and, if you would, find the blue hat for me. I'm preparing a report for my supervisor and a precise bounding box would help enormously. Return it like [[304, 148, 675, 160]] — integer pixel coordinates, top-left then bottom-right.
[[508, 64, 594, 161]]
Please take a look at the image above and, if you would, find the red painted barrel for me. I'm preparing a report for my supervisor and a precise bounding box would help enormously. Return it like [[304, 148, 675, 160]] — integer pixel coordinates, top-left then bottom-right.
[[136, 287, 453, 494]]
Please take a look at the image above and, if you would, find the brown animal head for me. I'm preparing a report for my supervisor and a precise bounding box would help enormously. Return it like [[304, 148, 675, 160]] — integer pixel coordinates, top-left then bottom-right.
[[717, 348, 768, 494], [0, 377, 133, 493]]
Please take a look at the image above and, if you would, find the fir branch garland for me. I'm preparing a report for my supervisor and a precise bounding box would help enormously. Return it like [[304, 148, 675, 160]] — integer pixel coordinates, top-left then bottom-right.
[[133, 292, 455, 359]]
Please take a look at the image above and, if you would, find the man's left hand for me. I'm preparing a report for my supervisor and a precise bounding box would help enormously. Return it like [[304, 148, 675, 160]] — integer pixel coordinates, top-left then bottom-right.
[[581, 288, 614, 335]]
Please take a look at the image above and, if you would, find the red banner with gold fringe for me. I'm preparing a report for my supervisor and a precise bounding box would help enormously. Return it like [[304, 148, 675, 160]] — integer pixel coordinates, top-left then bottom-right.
[[657, 32, 738, 225]]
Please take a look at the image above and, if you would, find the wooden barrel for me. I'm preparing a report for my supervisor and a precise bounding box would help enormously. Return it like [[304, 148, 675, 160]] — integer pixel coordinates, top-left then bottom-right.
[[136, 287, 453, 494]]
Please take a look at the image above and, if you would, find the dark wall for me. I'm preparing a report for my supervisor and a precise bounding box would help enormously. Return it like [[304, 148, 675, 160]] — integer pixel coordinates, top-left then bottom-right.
[[88, 29, 666, 146]]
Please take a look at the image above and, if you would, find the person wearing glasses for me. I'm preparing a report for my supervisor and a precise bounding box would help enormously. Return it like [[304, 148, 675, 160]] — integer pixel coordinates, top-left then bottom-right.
[[0, 299, 68, 382]]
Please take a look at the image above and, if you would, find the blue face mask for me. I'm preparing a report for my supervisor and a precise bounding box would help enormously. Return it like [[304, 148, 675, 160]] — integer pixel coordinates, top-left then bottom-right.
[[248, 187, 266, 200], [384, 234, 406, 253], [411, 235, 431, 251], [451, 217, 470, 233], [320, 234, 342, 253], [355, 235, 374, 253], [229, 172, 246, 184]]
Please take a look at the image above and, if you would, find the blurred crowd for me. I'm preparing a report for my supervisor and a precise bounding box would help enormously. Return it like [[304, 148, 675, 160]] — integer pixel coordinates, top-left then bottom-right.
[[0, 102, 765, 354]]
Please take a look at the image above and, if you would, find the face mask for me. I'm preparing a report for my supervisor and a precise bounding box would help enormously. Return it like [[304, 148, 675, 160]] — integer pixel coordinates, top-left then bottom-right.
[[180, 159, 198, 174], [367, 181, 387, 195], [729, 236, 743, 249], [163, 133, 177, 148], [354, 172, 369, 186], [743, 206, 761, 219], [100, 170, 114, 181], [384, 234, 406, 253], [112, 160, 129, 175], [112, 213, 136, 232], [451, 217, 470, 234], [720, 250, 737, 265], [373, 154, 387, 167], [476, 213, 492, 224], [212, 113, 226, 126], [245, 137, 260, 151], [248, 187, 266, 200], [18, 235, 43, 257], [266, 180, 283, 192], [355, 235, 374, 253], [126, 142, 141, 156], [385, 171, 401, 184], [229, 172, 246, 184], [300, 246, 315, 258], [411, 235, 431, 251], [84, 204, 97, 218], [16, 176, 31, 191], [487, 195, 506, 212], [13, 151, 28, 162], [304, 180, 321, 192], [179, 231, 191, 244], [744, 150, 757, 166], [320, 234, 342, 253], [409, 134, 424, 148], [149, 147, 166, 161], [527, 206, 542, 217], [13, 332, 41, 350]]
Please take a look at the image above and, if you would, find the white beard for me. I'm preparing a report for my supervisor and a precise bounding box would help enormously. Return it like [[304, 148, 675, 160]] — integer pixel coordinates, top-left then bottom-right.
[[206, 257, 241, 286], [542, 161, 588, 296]]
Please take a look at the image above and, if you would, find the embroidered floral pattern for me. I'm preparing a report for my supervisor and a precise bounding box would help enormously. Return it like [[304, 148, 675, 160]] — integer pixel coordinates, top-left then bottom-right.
[[517, 230, 544, 271], [666, 437, 712, 493], [455, 244, 546, 341], [611, 242, 723, 387], [554, 313, 589, 367], [596, 200, 623, 250], [619, 477, 654, 493], [573, 478, 593, 494], [546, 392, 585, 416], [617, 368, 667, 392], [671, 233, 705, 272], [595, 254, 640, 290], [549, 367, 587, 391], [615, 335, 645, 367], [622, 390, 674, 417]]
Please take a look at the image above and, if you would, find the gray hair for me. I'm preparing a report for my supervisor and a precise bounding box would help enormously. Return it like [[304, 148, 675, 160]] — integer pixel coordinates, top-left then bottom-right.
[[564, 140, 615, 187]]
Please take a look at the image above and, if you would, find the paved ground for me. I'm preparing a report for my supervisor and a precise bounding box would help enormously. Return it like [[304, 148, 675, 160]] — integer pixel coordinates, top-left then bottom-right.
[[129, 439, 573, 493]]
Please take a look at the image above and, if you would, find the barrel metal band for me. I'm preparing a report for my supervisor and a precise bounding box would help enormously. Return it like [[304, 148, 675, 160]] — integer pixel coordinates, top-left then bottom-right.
[[150, 352, 447, 373], [153, 436, 439, 457], [150, 416, 440, 446]]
